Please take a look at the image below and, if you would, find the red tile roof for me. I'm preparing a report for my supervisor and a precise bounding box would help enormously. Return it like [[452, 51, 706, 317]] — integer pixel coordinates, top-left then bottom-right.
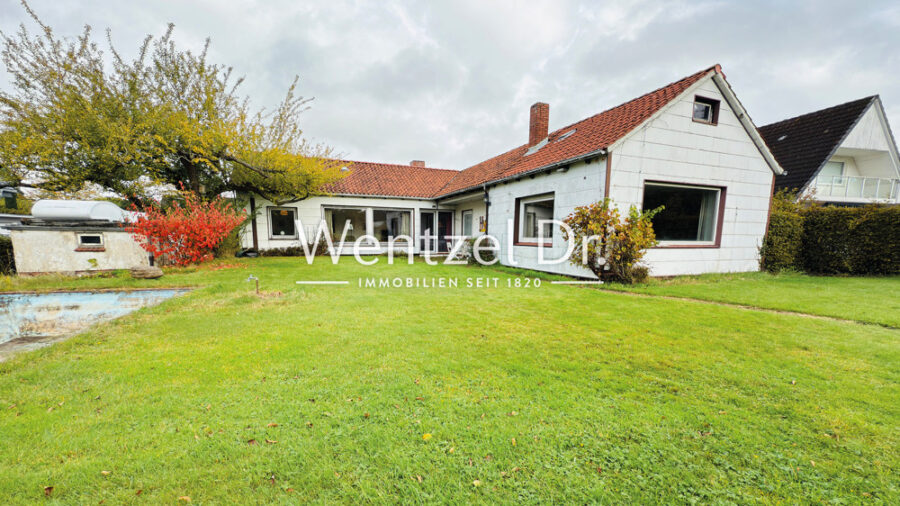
[[325, 160, 458, 198], [325, 66, 719, 199], [437, 65, 719, 196]]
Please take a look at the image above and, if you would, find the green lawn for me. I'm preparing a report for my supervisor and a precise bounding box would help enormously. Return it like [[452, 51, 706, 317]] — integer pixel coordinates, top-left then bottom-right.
[[1, 259, 898, 503], [603, 271, 900, 328]]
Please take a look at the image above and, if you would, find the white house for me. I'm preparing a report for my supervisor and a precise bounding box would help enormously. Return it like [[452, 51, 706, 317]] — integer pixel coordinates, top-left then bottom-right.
[[759, 96, 900, 205], [241, 65, 785, 277]]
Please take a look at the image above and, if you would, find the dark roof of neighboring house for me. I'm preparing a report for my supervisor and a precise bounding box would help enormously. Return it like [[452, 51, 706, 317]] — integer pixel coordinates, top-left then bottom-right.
[[759, 96, 877, 192], [325, 160, 458, 198], [329, 65, 741, 199]]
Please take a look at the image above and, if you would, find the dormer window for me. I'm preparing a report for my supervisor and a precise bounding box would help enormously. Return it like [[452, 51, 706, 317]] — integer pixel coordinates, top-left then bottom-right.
[[692, 96, 720, 125]]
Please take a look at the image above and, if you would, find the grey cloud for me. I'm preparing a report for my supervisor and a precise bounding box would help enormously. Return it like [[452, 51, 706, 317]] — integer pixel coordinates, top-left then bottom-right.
[[2, 0, 898, 170]]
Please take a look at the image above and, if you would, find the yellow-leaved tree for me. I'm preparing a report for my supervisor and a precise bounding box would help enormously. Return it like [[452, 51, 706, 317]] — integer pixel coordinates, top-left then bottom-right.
[[0, 1, 344, 206]]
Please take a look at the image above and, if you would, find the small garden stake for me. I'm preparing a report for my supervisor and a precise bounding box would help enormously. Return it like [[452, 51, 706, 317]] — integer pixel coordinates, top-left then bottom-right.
[[246, 274, 259, 294]]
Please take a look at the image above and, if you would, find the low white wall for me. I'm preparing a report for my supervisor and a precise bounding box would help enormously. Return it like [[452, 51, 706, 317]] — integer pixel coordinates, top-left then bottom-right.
[[11, 229, 150, 274]]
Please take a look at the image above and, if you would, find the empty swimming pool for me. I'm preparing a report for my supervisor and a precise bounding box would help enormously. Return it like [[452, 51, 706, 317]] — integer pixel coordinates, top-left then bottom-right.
[[0, 289, 188, 360]]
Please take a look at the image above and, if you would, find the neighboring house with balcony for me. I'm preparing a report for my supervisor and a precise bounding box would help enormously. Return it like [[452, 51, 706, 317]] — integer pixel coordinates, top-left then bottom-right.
[[241, 64, 785, 277], [759, 96, 900, 205]]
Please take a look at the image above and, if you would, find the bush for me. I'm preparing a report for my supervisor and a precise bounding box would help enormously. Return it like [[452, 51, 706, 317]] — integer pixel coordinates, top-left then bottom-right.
[[0, 236, 14, 274], [760, 193, 806, 272], [460, 237, 498, 265], [258, 236, 333, 257], [761, 192, 899, 276], [126, 192, 246, 266], [562, 199, 660, 284], [801, 205, 899, 275]]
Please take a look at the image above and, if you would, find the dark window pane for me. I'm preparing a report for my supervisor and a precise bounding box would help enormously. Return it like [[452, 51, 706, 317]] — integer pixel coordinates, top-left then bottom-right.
[[372, 210, 411, 242], [325, 208, 366, 242], [270, 208, 296, 237], [642, 184, 718, 241], [693, 102, 711, 121], [522, 198, 554, 239], [79, 235, 102, 245]]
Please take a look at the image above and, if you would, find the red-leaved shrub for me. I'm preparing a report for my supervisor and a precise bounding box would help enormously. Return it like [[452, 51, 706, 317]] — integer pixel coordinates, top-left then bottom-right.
[[126, 193, 246, 266]]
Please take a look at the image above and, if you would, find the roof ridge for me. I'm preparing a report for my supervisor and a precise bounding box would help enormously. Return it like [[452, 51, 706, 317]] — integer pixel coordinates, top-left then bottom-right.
[[434, 65, 719, 197], [334, 158, 458, 172], [542, 65, 719, 138], [759, 96, 877, 131]]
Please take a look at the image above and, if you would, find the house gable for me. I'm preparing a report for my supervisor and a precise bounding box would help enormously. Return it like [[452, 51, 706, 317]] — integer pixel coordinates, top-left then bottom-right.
[[605, 73, 778, 275]]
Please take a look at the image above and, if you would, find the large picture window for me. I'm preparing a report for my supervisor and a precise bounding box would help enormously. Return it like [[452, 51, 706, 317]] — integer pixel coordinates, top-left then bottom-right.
[[324, 208, 366, 242], [516, 193, 554, 244], [372, 209, 411, 242], [642, 182, 722, 244], [268, 207, 297, 239]]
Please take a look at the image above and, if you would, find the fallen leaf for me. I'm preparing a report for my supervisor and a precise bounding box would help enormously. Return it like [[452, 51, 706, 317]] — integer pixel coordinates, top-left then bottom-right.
[[422, 433, 432, 441], [790, 380, 796, 385], [334, 472, 341, 478], [484, 454, 493, 461], [511, 438, 516, 446], [178, 496, 191, 502], [810, 460, 815, 467], [473, 480, 481, 487], [718, 410, 727, 415], [508, 411, 517, 416], [265, 439, 277, 444], [267, 423, 278, 428], [364, 412, 370, 418], [247, 439, 258, 445], [415, 475, 423, 483], [101, 470, 111, 475], [448, 447, 455, 454], [415, 397, 424, 401], [205, 404, 211, 411], [597, 466, 603, 474], [136, 490, 142, 495], [44, 486, 53, 497], [286, 488, 295, 493]]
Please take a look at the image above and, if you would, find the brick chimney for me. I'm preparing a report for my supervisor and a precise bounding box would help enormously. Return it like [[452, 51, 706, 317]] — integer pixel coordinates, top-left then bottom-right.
[[528, 102, 549, 147], [410, 160, 425, 167]]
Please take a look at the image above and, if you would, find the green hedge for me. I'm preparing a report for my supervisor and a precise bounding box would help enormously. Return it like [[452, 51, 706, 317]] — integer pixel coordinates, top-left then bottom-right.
[[0, 236, 14, 275], [760, 209, 803, 272], [762, 202, 899, 275]]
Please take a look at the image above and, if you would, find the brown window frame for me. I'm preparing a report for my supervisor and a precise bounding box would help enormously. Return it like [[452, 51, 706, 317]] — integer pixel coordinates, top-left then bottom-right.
[[513, 193, 555, 247], [641, 180, 727, 249], [692, 95, 720, 125]]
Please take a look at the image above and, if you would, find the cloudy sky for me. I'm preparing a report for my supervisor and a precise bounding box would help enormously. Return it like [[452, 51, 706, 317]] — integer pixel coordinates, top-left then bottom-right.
[[2, 0, 899, 170]]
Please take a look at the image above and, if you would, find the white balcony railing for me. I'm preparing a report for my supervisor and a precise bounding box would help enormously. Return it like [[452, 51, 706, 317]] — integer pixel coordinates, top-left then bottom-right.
[[812, 175, 900, 201]]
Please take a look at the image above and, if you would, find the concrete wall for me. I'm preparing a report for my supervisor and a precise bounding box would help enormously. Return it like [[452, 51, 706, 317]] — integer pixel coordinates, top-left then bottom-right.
[[10, 228, 150, 274], [608, 76, 775, 276]]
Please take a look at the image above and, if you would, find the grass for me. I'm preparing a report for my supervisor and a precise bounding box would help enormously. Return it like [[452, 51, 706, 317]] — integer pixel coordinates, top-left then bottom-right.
[[602, 271, 900, 328], [1, 259, 898, 503]]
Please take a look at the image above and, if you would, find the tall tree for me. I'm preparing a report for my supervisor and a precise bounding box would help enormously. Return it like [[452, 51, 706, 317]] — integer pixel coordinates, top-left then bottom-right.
[[0, 1, 344, 205]]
